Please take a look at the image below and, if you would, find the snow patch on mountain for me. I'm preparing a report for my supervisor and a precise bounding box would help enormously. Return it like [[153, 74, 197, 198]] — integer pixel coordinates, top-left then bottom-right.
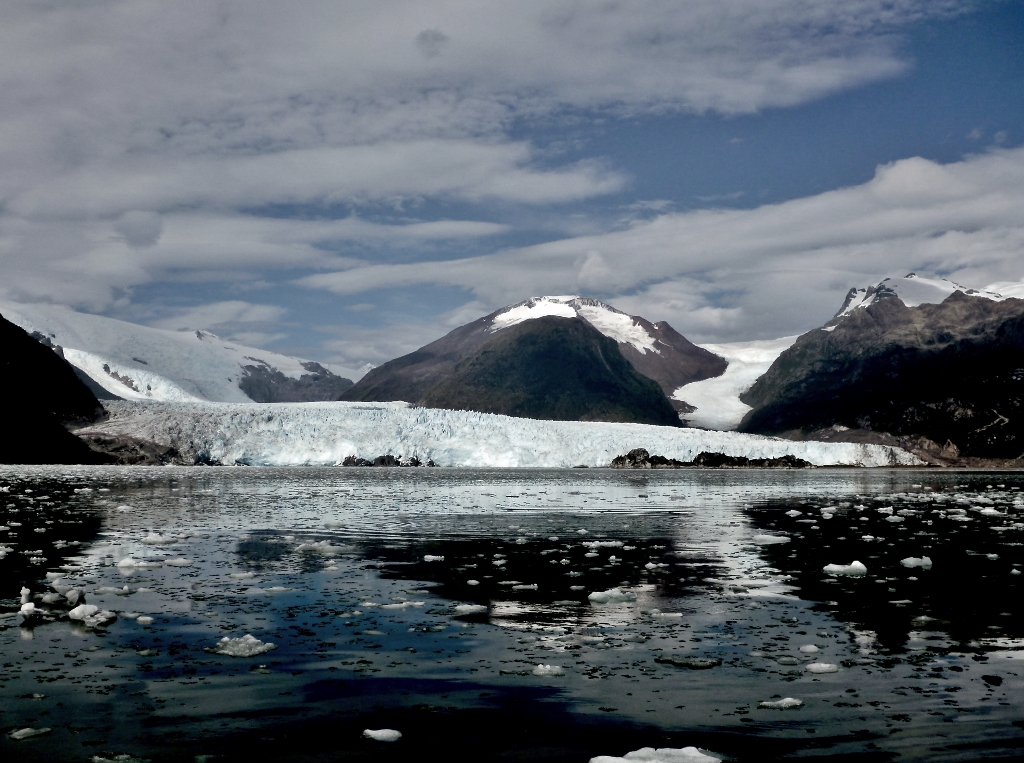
[[836, 273, 1006, 319], [0, 300, 363, 403], [672, 336, 798, 430], [490, 296, 659, 354], [79, 400, 921, 467]]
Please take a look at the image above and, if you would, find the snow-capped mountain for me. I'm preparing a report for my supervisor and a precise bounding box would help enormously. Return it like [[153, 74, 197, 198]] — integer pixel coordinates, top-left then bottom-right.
[[342, 295, 726, 425], [0, 301, 362, 404], [834, 273, 1006, 319]]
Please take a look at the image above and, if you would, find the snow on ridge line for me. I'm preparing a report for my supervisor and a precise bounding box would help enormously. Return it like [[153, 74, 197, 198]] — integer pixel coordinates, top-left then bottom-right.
[[490, 296, 659, 354], [80, 401, 922, 468]]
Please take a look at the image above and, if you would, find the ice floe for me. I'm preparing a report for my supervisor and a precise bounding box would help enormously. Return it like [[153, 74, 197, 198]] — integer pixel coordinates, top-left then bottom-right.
[[752, 534, 790, 545], [806, 662, 840, 673], [363, 728, 402, 742], [9, 727, 51, 740], [822, 561, 867, 577], [900, 556, 933, 569], [758, 698, 804, 709], [588, 588, 637, 604], [591, 746, 722, 763], [209, 634, 277, 657], [532, 664, 566, 676]]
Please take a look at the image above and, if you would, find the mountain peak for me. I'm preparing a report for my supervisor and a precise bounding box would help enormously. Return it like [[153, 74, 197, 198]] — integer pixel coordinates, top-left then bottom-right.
[[834, 274, 1006, 320], [490, 295, 660, 355]]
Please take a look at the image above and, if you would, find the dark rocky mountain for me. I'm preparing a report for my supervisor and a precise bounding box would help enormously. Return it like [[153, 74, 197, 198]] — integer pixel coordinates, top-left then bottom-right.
[[1, 313, 112, 464], [738, 290, 1024, 459], [417, 316, 681, 426], [239, 360, 353, 402], [341, 296, 724, 422]]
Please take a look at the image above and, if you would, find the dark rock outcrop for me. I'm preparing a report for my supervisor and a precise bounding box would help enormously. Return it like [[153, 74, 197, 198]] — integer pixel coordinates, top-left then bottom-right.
[[239, 360, 353, 402], [341, 454, 434, 467], [739, 291, 1024, 458], [1, 313, 112, 464], [610, 447, 811, 468]]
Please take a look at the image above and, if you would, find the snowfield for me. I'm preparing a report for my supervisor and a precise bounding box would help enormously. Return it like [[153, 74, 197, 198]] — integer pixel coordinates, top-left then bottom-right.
[[672, 336, 798, 430], [0, 300, 364, 403], [79, 401, 922, 467]]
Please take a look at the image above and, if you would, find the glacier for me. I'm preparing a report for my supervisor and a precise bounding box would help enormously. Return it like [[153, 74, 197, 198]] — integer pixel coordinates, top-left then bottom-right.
[[78, 400, 922, 467], [672, 336, 797, 431]]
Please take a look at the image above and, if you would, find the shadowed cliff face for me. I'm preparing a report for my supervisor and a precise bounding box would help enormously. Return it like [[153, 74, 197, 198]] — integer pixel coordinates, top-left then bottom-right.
[[0, 313, 111, 464], [239, 361, 353, 403], [340, 298, 724, 424], [739, 291, 1024, 458], [419, 317, 682, 426]]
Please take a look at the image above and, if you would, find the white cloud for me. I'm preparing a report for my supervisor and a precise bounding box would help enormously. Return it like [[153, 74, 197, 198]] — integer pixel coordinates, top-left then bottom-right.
[[300, 147, 1024, 341], [151, 301, 288, 332]]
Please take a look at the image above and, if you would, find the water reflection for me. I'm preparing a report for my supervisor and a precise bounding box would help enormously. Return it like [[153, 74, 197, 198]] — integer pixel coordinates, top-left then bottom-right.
[[1, 466, 1024, 763]]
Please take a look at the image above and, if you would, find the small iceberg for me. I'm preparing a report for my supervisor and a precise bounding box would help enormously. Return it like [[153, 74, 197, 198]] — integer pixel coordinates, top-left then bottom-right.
[[805, 662, 840, 674], [900, 556, 932, 569], [758, 697, 803, 709], [752, 534, 790, 545], [363, 729, 402, 742], [532, 664, 566, 676], [591, 746, 722, 763], [209, 634, 277, 657], [822, 561, 867, 577], [588, 588, 637, 604]]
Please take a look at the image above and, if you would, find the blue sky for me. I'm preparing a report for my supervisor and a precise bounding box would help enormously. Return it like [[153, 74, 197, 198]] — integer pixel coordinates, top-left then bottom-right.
[[1, 0, 1022, 376]]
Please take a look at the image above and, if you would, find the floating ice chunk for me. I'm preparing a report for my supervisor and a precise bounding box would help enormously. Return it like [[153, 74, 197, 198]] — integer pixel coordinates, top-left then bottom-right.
[[758, 697, 804, 709], [210, 634, 276, 657], [9, 727, 52, 740], [877, 507, 893, 515], [655, 655, 721, 670], [588, 588, 637, 604], [582, 541, 623, 548], [980, 508, 1006, 516], [266, 586, 291, 594], [466, 579, 480, 586], [590, 746, 722, 763], [806, 662, 840, 673], [900, 556, 933, 569], [512, 584, 538, 590], [987, 553, 999, 560], [20, 586, 30, 604], [798, 645, 819, 654], [229, 572, 257, 579], [822, 561, 867, 577], [752, 534, 790, 545], [140, 533, 176, 545], [785, 510, 802, 517], [136, 616, 154, 625], [65, 589, 82, 605], [885, 515, 904, 523], [68, 604, 99, 620], [381, 601, 425, 609], [533, 664, 566, 676], [19, 602, 36, 616], [424, 555, 444, 562], [165, 558, 193, 567], [453, 604, 487, 615], [363, 728, 402, 742], [294, 540, 343, 557]]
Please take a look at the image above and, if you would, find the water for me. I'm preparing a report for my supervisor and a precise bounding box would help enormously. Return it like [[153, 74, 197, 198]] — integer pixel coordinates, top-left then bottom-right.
[[2, 466, 1024, 762]]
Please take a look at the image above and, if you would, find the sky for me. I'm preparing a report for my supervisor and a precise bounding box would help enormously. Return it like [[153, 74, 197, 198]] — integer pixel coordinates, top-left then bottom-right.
[[1, 0, 1023, 376]]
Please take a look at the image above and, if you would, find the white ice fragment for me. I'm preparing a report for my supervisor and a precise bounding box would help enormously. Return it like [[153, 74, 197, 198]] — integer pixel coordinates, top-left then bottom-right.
[[980, 508, 1006, 516], [9, 727, 52, 740], [512, 584, 538, 590], [294, 540, 343, 557], [453, 603, 487, 615], [136, 616, 154, 625], [822, 561, 867, 577], [758, 698, 804, 709], [229, 572, 257, 579], [363, 728, 402, 742], [424, 555, 444, 562], [582, 540, 623, 548], [466, 579, 480, 586], [798, 645, 819, 654], [116, 557, 138, 569], [805, 662, 840, 673], [381, 601, 425, 610], [588, 588, 637, 604], [19, 602, 36, 615], [532, 664, 565, 676], [165, 558, 193, 567], [752, 535, 790, 545], [877, 507, 893, 515], [266, 586, 291, 593], [20, 586, 30, 604], [785, 510, 802, 517], [900, 556, 933, 570], [140, 533, 176, 545], [885, 515, 904, 523], [591, 746, 722, 763], [210, 634, 277, 657], [68, 604, 99, 620]]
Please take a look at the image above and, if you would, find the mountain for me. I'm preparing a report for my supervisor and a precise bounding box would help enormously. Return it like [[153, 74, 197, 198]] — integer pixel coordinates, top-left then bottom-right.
[[0, 301, 359, 404], [341, 296, 725, 425], [0, 312, 111, 464], [738, 274, 1024, 459], [419, 316, 681, 426]]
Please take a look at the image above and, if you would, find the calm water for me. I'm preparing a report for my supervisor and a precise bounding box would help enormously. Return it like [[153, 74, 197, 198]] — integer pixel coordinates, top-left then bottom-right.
[[2, 466, 1024, 762]]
